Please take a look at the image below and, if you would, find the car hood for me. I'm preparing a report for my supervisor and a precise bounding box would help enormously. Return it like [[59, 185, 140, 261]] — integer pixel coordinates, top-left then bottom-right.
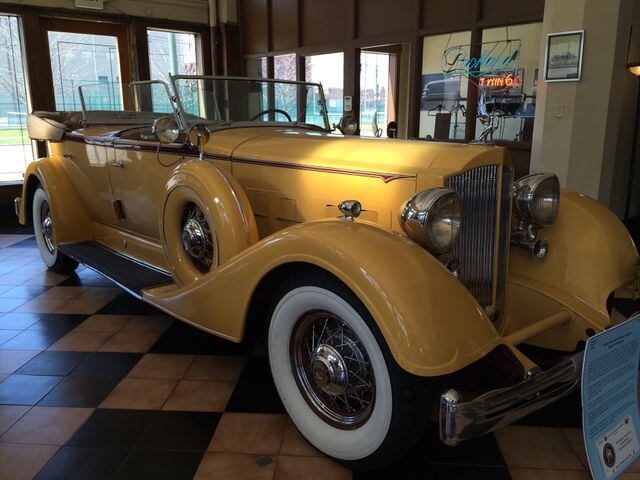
[[205, 127, 508, 180]]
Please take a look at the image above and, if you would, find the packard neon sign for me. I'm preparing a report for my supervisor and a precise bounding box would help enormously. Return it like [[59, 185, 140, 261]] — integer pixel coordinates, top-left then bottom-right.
[[442, 39, 522, 79]]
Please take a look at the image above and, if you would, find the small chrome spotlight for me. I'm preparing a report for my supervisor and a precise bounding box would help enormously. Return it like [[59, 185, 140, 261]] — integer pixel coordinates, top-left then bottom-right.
[[338, 200, 362, 221]]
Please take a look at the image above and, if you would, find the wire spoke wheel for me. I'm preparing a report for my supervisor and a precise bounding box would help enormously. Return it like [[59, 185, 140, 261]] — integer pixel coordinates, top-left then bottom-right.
[[290, 310, 376, 429], [40, 200, 55, 255], [180, 203, 214, 274]]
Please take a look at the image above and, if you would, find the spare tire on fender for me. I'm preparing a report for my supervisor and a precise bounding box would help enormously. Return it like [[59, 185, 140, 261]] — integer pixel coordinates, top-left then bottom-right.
[[161, 160, 258, 286]]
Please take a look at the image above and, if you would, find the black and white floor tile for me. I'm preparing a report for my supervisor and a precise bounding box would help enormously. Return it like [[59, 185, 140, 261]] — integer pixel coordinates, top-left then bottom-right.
[[0, 220, 637, 479]]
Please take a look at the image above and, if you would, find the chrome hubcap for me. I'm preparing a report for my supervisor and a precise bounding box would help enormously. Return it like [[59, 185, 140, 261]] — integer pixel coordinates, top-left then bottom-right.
[[181, 203, 214, 274], [290, 311, 375, 429], [311, 344, 348, 395], [40, 200, 55, 255]]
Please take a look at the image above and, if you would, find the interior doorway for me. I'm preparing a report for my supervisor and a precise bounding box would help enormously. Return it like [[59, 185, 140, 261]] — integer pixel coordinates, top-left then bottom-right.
[[359, 45, 404, 138]]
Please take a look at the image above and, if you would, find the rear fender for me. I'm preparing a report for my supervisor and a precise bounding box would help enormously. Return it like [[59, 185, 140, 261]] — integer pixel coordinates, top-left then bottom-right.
[[20, 156, 92, 245], [145, 219, 501, 377]]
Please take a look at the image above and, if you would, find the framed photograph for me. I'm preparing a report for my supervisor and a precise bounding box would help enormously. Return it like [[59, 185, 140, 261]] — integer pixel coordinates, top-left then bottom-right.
[[544, 30, 585, 82]]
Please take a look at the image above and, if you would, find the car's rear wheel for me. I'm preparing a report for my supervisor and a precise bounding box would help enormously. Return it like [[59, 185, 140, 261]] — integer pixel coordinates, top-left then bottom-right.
[[32, 187, 78, 274], [267, 269, 428, 470]]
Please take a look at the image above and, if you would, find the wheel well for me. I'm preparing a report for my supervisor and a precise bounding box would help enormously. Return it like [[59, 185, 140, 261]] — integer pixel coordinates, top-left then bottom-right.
[[244, 262, 331, 340], [23, 175, 41, 223]]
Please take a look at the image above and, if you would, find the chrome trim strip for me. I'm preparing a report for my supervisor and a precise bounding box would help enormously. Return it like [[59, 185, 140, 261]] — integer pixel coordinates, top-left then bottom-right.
[[440, 351, 583, 445], [63, 135, 416, 184]]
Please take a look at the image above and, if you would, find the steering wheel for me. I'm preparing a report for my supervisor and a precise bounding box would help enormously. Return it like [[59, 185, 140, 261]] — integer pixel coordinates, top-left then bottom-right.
[[250, 108, 292, 122]]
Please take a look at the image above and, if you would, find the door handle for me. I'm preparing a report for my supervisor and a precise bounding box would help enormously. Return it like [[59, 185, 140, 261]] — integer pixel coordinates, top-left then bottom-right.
[[113, 161, 125, 169]]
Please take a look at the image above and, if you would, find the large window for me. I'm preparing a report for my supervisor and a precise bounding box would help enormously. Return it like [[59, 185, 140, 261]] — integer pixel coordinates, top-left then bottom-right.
[[476, 23, 542, 142], [419, 31, 471, 141], [274, 54, 297, 119], [305, 52, 344, 126], [0, 15, 32, 182], [360, 52, 391, 137], [274, 54, 296, 80], [48, 31, 122, 112], [148, 29, 199, 85]]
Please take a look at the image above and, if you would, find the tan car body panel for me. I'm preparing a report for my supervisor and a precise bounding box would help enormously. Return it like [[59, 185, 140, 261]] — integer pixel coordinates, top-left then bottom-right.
[[18, 126, 639, 377]]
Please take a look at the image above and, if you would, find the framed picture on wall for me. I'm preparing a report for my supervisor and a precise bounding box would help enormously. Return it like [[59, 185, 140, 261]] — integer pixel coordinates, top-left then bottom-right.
[[544, 30, 585, 82]]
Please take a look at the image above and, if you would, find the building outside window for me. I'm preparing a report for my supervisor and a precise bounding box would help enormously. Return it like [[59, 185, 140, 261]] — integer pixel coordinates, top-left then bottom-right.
[[305, 52, 344, 126], [419, 31, 471, 141], [476, 23, 542, 142]]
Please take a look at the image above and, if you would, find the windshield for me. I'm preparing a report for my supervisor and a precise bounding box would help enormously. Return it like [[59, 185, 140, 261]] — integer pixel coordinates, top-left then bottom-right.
[[171, 76, 330, 131], [78, 80, 181, 128]]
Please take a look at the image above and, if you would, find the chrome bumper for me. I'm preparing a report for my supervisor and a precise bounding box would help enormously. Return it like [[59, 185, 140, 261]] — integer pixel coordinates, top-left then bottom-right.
[[439, 351, 583, 446], [13, 197, 21, 217]]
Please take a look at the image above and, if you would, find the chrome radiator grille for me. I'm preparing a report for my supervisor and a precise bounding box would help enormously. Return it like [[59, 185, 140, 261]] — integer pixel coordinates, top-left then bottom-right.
[[496, 166, 513, 298], [444, 165, 509, 306]]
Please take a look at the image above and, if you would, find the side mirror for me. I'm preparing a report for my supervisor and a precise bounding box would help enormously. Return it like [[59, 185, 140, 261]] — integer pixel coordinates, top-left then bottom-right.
[[187, 124, 211, 160], [334, 115, 358, 135], [152, 116, 180, 144]]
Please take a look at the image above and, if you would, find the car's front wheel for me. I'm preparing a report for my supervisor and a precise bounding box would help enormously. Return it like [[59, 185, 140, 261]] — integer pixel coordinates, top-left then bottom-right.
[[268, 270, 428, 470], [32, 186, 78, 274]]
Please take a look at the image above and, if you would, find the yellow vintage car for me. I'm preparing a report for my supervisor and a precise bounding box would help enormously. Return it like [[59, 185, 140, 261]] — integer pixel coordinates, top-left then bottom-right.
[[16, 76, 639, 470]]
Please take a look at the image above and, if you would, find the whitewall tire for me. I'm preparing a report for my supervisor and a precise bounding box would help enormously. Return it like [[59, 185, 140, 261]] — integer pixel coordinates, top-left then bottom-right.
[[267, 270, 428, 470], [32, 187, 78, 274]]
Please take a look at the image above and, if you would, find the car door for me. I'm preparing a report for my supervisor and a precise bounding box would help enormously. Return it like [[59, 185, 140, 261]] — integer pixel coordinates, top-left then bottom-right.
[[109, 133, 184, 239], [62, 133, 120, 226]]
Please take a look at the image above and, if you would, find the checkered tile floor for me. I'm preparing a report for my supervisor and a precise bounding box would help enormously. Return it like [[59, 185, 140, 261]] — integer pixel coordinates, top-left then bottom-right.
[[0, 228, 637, 479]]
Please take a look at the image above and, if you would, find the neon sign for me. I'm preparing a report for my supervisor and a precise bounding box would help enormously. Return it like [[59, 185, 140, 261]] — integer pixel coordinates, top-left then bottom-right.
[[478, 72, 523, 92], [441, 39, 522, 79]]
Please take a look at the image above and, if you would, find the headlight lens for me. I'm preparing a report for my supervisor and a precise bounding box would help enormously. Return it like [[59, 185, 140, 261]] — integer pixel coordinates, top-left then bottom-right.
[[400, 188, 462, 253], [513, 173, 560, 226]]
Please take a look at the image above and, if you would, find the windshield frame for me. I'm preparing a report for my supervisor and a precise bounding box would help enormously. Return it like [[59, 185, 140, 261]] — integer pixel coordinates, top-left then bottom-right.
[[170, 74, 332, 132]]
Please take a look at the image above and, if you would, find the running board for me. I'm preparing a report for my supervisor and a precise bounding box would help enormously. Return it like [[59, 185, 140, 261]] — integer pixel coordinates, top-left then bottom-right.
[[59, 242, 173, 298]]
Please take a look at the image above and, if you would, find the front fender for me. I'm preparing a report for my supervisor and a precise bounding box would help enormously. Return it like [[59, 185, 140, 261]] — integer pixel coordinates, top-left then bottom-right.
[[507, 190, 638, 349], [145, 219, 501, 377], [20, 156, 92, 245]]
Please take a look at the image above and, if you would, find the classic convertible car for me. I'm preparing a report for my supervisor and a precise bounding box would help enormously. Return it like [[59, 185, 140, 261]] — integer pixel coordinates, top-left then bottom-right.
[[17, 76, 639, 470]]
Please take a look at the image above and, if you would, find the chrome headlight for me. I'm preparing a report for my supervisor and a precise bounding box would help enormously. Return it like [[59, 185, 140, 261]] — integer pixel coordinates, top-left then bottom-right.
[[400, 188, 462, 254], [513, 173, 560, 226]]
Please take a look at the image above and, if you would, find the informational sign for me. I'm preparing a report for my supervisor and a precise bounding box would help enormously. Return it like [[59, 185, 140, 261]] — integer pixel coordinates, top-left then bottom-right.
[[582, 315, 640, 479]]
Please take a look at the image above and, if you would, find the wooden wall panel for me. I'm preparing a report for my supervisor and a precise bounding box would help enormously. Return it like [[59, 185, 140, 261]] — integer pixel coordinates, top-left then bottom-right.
[[241, 0, 268, 53], [357, 0, 417, 38], [480, 0, 545, 25], [422, 0, 476, 31], [271, 0, 297, 51], [301, 0, 346, 46]]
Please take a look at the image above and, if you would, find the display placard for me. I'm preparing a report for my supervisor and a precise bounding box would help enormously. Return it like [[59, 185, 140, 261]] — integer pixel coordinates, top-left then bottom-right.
[[582, 315, 640, 479]]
